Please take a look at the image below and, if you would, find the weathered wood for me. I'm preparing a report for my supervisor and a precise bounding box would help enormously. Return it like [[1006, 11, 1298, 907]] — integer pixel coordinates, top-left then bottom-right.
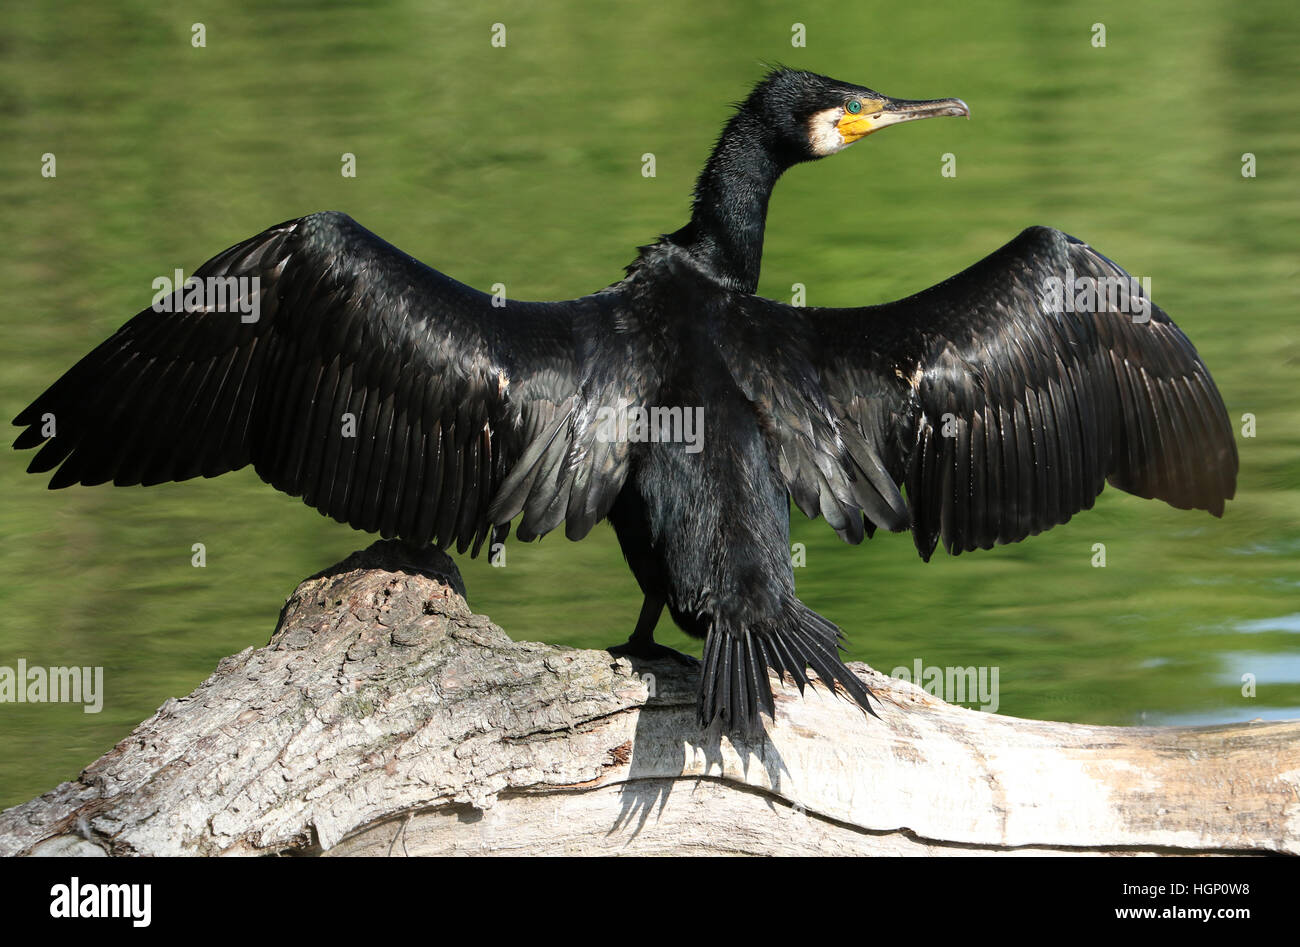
[[2, 540, 1296, 856]]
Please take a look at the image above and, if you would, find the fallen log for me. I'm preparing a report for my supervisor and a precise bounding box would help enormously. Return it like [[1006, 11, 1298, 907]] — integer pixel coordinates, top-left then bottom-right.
[[2, 540, 1296, 856]]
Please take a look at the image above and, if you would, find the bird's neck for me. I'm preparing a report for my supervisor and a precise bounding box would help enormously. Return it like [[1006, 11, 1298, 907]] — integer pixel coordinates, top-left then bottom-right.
[[668, 110, 785, 293]]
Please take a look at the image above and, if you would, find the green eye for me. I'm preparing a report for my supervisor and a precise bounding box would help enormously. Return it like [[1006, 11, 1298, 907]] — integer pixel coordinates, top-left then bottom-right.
[[846, 99, 862, 114]]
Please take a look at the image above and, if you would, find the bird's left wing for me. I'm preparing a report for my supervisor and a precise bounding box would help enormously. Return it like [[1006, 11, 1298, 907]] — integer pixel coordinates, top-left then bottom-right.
[[738, 226, 1237, 559], [13, 212, 636, 552]]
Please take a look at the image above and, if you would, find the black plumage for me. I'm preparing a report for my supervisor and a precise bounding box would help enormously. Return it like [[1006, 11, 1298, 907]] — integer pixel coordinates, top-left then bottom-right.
[[13, 69, 1237, 733]]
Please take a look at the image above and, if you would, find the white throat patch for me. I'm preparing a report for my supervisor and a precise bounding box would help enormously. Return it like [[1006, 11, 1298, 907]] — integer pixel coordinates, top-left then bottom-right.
[[807, 106, 848, 156]]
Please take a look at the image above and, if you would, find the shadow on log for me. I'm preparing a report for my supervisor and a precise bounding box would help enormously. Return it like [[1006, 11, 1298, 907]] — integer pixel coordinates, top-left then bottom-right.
[[2, 540, 1297, 856]]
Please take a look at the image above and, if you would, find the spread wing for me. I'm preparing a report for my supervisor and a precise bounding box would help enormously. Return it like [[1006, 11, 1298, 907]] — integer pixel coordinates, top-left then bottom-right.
[[13, 211, 636, 552], [739, 226, 1238, 558]]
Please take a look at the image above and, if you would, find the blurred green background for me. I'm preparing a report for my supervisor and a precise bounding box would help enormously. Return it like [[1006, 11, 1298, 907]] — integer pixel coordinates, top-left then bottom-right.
[[1, 0, 1297, 809]]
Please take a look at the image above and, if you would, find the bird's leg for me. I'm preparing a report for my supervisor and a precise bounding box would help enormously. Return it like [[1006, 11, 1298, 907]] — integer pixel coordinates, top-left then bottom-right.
[[607, 595, 696, 664], [608, 594, 664, 655]]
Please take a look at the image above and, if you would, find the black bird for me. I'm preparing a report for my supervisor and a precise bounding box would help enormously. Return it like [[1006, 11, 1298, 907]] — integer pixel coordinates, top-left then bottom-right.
[[13, 69, 1238, 734]]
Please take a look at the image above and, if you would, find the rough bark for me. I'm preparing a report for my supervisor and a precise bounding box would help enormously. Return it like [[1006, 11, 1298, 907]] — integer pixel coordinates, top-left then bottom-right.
[[1, 540, 1296, 857]]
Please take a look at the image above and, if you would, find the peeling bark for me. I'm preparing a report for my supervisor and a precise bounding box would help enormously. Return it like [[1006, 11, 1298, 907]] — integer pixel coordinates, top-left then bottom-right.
[[1, 540, 1296, 856]]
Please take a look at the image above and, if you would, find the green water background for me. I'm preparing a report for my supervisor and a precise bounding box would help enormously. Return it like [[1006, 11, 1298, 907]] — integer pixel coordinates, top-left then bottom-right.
[[1, 0, 1297, 808]]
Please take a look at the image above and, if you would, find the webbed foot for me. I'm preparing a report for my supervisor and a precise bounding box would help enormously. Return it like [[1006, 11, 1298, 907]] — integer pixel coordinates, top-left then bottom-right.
[[607, 639, 699, 665]]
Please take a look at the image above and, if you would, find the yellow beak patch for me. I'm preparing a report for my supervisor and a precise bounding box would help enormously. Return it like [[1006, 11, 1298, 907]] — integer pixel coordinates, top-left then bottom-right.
[[835, 110, 882, 145]]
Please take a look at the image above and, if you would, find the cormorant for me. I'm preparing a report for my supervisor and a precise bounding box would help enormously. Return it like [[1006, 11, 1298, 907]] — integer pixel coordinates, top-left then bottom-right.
[[13, 69, 1238, 734]]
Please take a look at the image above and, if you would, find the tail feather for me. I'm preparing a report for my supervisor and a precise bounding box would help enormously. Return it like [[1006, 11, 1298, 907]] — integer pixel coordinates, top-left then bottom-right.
[[698, 602, 876, 733]]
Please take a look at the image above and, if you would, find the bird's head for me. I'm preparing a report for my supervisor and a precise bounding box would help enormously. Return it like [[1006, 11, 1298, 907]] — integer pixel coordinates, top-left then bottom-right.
[[746, 67, 969, 162]]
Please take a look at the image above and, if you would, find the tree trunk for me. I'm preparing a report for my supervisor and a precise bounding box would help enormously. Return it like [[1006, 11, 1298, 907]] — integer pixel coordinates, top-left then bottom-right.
[[2, 540, 1296, 856]]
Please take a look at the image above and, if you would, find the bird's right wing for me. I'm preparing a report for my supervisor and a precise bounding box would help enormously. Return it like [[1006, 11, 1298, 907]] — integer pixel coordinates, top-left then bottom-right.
[[736, 226, 1238, 559], [13, 211, 636, 552]]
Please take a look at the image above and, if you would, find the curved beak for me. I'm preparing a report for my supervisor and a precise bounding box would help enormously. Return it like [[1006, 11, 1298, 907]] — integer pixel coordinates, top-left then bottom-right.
[[837, 96, 970, 145]]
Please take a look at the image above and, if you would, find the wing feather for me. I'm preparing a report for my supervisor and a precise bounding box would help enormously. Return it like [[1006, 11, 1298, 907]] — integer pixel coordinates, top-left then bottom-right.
[[13, 212, 633, 551], [741, 226, 1237, 559]]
